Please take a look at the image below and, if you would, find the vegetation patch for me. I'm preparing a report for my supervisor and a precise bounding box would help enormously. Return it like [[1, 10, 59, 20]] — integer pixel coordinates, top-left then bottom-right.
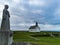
[[13, 31, 60, 45]]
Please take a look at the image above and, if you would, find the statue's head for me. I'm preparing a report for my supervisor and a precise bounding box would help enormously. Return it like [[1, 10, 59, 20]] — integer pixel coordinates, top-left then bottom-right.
[[4, 5, 9, 9]]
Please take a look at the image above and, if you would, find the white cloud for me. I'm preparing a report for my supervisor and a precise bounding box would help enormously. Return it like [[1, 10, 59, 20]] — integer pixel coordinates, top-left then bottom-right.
[[19, 6, 27, 11], [0, 5, 4, 11], [13, 0, 20, 3], [29, 0, 45, 6], [53, 6, 60, 20], [12, 0, 22, 6], [28, 0, 57, 9], [10, 15, 25, 24], [0, 5, 4, 19], [54, 8, 60, 16], [31, 10, 44, 14], [0, 4, 4, 27], [40, 24, 60, 31]]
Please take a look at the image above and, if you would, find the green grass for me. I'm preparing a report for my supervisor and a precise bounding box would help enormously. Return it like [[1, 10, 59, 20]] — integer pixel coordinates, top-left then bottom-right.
[[13, 31, 60, 45]]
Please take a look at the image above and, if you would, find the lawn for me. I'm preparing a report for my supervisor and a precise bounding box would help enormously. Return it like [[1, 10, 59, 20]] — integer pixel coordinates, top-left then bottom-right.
[[13, 31, 60, 45]]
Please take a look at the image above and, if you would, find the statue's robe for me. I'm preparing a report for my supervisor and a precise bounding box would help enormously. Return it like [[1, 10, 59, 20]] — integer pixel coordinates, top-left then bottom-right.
[[0, 9, 12, 45], [1, 9, 10, 30]]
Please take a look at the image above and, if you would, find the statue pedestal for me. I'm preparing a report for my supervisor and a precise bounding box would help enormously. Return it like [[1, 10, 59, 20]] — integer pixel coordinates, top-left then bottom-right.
[[0, 30, 13, 45]]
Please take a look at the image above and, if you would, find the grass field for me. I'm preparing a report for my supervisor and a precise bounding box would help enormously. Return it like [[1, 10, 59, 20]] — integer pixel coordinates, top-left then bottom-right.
[[13, 31, 60, 45]]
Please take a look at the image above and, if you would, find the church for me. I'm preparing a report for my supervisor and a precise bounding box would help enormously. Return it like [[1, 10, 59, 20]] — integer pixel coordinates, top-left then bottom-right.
[[29, 22, 40, 32]]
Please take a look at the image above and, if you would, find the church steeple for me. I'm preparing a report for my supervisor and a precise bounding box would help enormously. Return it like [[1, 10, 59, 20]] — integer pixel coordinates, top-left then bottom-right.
[[36, 21, 38, 26]]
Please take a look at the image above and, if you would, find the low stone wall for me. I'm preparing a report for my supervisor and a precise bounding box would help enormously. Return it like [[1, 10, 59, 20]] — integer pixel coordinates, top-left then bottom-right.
[[12, 42, 38, 45]]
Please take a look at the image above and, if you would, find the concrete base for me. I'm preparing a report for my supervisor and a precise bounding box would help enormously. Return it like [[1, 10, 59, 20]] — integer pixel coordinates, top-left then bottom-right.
[[0, 30, 13, 45]]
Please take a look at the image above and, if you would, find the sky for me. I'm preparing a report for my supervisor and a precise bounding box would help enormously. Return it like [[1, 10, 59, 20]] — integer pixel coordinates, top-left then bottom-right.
[[0, 0, 60, 31]]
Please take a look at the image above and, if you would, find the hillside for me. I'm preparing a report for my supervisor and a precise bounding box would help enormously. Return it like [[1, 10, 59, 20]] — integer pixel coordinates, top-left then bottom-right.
[[13, 31, 60, 45]]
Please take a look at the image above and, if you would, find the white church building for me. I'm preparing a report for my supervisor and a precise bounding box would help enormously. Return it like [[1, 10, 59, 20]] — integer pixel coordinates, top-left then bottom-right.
[[29, 22, 40, 32]]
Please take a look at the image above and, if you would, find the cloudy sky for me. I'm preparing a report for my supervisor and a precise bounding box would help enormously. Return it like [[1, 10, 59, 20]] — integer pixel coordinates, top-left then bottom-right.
[[0, 0, 60, 31]]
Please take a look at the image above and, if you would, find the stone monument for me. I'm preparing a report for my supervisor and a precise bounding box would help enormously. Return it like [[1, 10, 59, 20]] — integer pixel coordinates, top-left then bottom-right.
[[0, 5, 13, 45]]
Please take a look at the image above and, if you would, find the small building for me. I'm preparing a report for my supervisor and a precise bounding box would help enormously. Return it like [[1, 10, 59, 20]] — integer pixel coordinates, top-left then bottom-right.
[[29, 22, 40, 32]]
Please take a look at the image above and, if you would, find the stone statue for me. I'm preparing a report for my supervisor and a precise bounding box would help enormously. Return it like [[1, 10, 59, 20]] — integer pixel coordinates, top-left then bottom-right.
[[0, 5, 13, 45], [1, 5, 10, 30]]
